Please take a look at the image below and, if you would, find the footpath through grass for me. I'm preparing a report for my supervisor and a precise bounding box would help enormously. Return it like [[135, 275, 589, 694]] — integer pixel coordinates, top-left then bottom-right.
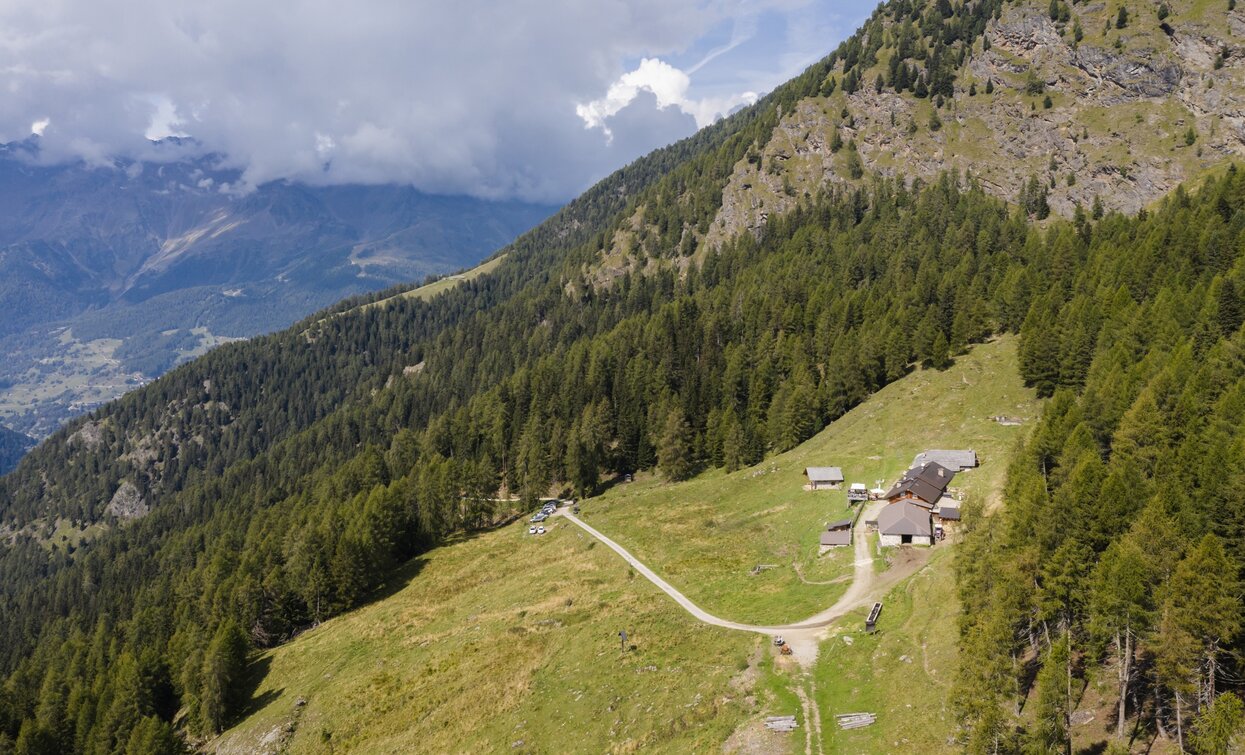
[[581, 336, 1036, 626]]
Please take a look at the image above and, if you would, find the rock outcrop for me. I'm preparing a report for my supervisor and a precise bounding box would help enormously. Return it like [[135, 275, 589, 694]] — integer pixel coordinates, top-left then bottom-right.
[[105, 481, 149, 520], [702, 0, 1244, 249]]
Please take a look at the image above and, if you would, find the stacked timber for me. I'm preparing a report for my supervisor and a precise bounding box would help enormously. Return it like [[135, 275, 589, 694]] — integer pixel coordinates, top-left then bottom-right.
[[764, 715, 798, 732], [836, 713, 877, 730]]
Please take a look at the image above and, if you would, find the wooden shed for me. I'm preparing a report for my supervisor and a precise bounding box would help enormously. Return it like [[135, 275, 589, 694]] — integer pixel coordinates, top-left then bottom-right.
[[805, 466, 844, 490]]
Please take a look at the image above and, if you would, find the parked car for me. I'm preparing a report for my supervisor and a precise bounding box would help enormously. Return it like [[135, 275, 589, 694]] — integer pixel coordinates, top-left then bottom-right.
[[528, 526, 537, 535], [537, 526, 546, 535]]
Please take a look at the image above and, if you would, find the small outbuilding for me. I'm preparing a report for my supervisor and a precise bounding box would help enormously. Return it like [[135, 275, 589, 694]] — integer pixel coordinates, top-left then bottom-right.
[[820, 518, 853, 552], [805, 466, 844, 490], [847, 482, 869, 502], [877, 500, 934, 546], [820, 529, 852, 550]]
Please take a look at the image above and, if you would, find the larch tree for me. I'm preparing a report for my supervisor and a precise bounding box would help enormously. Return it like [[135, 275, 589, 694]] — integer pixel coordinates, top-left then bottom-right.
[[1190, 692, 1244, 755], [1088, 537, 1154, 740]]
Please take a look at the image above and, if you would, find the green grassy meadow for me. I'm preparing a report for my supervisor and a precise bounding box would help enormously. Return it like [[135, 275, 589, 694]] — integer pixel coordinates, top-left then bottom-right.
[[581, 336, 1037, 625], [215, 518, 764, 754], [217, 338, 1037, 753], [361, 254, 508, 312], [813, 548, 961, 753]]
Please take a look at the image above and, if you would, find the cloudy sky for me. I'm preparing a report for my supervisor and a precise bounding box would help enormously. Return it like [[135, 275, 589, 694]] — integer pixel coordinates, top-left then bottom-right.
[[0, 0, 876, 202]]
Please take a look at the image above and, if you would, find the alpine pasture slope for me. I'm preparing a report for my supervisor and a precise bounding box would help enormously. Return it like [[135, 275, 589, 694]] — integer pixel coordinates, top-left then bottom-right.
[[217, 337, 1036, 753]]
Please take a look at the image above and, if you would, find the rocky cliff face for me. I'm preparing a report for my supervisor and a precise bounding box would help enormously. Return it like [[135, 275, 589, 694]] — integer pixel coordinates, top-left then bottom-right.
[[705, 0, 1243, 248]]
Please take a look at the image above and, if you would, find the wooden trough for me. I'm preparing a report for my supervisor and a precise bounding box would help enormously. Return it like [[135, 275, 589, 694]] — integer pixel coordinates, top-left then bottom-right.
[[865, 601, 883, 633]]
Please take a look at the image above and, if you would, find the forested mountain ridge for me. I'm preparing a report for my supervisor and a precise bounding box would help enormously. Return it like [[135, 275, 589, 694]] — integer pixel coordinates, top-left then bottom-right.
[[954, 177, 1245, 750], [0, 0, 1244, 752], [561, 0, 1242, 288]]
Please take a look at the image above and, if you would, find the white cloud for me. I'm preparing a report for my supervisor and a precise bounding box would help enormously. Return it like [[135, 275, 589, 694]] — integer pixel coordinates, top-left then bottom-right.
[[143, 96, 187, 141], [576, 57, 757, 142], [29, 117, 47, 136], [0, 0, 856, 201]]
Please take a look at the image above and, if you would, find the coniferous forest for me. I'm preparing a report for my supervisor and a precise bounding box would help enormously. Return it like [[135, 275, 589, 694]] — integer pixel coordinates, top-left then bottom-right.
[[1, 0, 1244, 751], [956, 176, 1245, 753]]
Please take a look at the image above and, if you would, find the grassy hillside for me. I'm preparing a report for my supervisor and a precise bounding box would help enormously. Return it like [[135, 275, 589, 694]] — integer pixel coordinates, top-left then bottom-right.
[[215, 514, 761, 754], [350, 254, 510, 316], [583, 336, 1037, 626], [813, 547, 961, 753], [217, 337, 1037, 753], [8, 1, 1241, 750]]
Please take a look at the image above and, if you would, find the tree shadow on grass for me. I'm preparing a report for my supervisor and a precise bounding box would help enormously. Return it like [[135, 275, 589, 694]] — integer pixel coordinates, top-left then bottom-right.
[[234, 517, 531, 723], [237, 653, 283, 720]]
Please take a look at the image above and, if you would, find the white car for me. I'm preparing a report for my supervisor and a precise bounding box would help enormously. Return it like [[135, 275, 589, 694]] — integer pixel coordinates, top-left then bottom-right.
[[528, 526, 537, 535], [537, 526, 546, 535]]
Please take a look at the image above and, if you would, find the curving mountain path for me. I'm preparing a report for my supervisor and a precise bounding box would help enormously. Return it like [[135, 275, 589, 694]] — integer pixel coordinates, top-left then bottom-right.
[[557, 500, 928, 666]]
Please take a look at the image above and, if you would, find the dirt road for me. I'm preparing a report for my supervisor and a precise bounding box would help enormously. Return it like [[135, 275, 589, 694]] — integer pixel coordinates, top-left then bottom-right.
[[558, 501, 927, 666]]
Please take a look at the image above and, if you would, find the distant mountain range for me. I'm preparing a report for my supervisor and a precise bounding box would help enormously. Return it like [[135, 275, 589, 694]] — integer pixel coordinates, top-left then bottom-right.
[[0, 141, 557, 439]]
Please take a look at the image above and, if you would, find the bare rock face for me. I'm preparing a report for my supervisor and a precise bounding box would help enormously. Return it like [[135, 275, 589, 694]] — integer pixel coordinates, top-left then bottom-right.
[[105, 481, 149, 520], [70, 420, 105, 449], [1073, 46, 1183, 97], [700, 0, 1245, 250]]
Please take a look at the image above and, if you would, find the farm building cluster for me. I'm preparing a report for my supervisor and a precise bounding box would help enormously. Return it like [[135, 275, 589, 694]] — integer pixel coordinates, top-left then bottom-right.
[[808, 449, 977, 551]]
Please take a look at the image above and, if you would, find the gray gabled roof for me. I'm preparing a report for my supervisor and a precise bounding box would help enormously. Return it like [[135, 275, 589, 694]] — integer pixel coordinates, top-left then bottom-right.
[[877, 501, 933, 537], [827, 518, 853, 530], [913, 449, 978, 471], [821, 529, 852, 546], [937, 506, 961, 521], [805, 466, 844, 482]]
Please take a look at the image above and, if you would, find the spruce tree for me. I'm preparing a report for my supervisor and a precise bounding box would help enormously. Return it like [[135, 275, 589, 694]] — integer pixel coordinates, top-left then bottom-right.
[[657, 409, 694, 481], [1190, 692, 1244, 755]]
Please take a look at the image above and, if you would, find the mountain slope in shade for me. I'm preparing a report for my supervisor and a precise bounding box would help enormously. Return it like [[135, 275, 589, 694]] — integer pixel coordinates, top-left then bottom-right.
[[0, 425, 33, 476], [0, 145, 558, 436]]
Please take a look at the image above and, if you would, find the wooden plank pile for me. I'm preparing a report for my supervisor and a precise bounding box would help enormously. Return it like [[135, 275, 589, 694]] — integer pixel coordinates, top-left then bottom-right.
[[764, 715, 798, 732], [836, 712, 877, 730]]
